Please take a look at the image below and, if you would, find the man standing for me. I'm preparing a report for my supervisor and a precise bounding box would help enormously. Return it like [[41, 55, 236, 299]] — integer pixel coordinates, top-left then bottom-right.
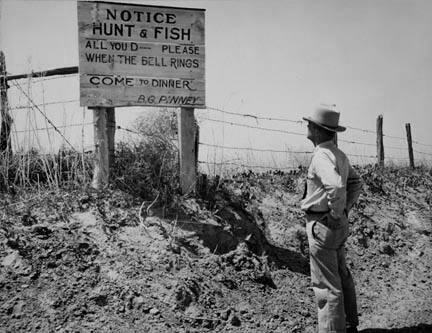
[[301, 108, 363, 333]]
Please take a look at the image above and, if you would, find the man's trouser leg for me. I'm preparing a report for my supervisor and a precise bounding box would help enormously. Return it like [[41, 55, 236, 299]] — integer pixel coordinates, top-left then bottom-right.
[[306, 215, 351, 333], [338, 247, 358, 329]]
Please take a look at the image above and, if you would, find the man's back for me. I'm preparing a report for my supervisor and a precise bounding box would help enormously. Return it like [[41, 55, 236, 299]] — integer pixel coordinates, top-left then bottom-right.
[[301, 140, 362, 218]]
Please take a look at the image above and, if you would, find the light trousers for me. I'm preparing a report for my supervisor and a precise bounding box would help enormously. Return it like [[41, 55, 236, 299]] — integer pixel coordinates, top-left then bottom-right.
[[305, 213, 358, 333]]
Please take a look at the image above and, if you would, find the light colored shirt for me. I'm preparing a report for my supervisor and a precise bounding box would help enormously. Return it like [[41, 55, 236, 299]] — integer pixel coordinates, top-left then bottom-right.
[[301, 140, 363, 219]]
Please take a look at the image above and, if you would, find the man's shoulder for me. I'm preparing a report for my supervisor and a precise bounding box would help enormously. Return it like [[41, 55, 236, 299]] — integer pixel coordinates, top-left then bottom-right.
[[314, 145, 349, 164]]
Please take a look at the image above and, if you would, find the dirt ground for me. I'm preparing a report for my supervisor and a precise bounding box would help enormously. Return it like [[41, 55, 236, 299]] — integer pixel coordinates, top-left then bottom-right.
[[1, 166, 431, 332]]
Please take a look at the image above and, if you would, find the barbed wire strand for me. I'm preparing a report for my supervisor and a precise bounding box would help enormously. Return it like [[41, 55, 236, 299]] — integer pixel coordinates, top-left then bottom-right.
[[205, 106, 303, 124], [4, 94, 431, 161], [207, 106, 391, 138], [10, 99, 79, 111], [414, 150, 432, 157], [346, 153, 376, 159], [116, 125, 427, 160], [116, 126, 141, 135], [345, 125, 375, 134], [200, 142, 378, 160], [7, 73, 79, 84], [13, 122, 94, 134], [32, 73, 79, 83], [206, 105, 432, 148], [10, 81, 78, 152], [413, 140, 432, 148], [201, 116, 377, 147], [384, 145, 409, 152], [200, 116, 308, 136], [199, 142, 313, 154], [198, 160, 297, 171]]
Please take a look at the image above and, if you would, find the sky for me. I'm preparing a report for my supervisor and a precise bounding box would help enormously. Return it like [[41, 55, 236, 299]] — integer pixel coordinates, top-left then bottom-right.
[[1, 0, 431, 170]]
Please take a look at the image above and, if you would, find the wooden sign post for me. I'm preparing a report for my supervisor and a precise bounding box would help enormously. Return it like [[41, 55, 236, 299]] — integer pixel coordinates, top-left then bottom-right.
[[91, 107, 110, 188], [178, 107, 197, 194], [78, 1, 205, 191], [106, 107, 116, 169]]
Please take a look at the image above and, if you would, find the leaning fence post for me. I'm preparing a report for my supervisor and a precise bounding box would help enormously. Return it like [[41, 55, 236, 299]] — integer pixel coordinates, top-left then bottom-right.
[[91, 107, 109, 189], [178, 107, 197, 194], [0, 51, 12, 156], [376, 115, 384, 167], [405, 123, 415, 169]]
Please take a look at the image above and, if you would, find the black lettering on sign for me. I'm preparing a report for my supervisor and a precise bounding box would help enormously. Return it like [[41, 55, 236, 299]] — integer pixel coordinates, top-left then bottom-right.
[[108, 41, 139, 51], [161, 45, 199, 55], [141, 56, 167, 67], [106, 8, 177, 24], [170, 58, 199, 69], [92, 22, 134, 37], [117, 55, 137, 65], [85, 53, 115, 63], [137, 95, 156, 103], [154, 27, 191, 41], [85, 40, 108, 50], [158, 95, 200, 105], [151, 79, 196, 91], [89, 75, 134, 86]]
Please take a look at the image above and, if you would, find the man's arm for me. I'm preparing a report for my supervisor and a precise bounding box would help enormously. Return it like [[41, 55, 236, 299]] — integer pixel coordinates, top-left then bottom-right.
[[313, 151, 346, 220], [346, 164, 363, 213]]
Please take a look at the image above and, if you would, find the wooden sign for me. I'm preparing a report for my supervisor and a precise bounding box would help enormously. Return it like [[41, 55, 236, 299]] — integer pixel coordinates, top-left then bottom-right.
[[78, 1, 205, 108]]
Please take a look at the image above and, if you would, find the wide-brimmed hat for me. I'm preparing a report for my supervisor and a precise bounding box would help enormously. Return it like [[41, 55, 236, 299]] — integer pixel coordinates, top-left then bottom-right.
[[303, 108, 346, 132]]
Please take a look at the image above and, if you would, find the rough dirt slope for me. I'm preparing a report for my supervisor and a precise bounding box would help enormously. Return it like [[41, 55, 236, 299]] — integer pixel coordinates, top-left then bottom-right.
[[1, 166, 431, 332]]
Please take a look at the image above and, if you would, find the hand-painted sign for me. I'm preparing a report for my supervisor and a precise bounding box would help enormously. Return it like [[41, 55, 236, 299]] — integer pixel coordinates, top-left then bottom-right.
[[78, 1, 205, 108]]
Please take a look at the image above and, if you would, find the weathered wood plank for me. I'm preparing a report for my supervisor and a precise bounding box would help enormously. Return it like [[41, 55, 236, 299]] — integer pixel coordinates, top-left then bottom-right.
[[80, 79, 205, 108], [178, 107, 197, 194], [92, 107, 109, 189], [78, 1, 205, 108], [6, 66, 78, 81]]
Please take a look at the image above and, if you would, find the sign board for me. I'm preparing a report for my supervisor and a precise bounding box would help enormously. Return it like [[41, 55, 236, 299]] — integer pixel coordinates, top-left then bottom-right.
[[78, 1, 205, 108]]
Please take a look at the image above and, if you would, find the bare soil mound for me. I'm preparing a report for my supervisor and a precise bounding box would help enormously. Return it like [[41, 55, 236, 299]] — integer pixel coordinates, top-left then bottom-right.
[[1, 166, 431, 332]]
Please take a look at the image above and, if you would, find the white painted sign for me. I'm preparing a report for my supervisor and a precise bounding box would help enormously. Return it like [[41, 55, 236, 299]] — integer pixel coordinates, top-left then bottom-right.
[[78, 1, 205, 108]]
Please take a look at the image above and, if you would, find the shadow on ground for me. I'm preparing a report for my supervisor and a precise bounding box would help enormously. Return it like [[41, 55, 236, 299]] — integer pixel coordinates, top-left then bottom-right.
[[360, 324, 432, 333], [171, 203, 310, 276]]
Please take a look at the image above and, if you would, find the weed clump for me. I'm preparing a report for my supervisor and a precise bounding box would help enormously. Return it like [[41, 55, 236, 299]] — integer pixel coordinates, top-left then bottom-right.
[[111, 109, 179, 202], [0, 148, 92, 190]]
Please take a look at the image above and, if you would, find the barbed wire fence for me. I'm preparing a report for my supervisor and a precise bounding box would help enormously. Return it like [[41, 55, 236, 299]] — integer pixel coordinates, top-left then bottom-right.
[[195, 106, 432, 174], [1, 70, 432, 180]]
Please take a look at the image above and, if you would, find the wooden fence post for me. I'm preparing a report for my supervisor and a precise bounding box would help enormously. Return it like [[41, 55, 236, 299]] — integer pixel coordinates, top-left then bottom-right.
[[106, 107, 116, 170], [405, 123, 415, 169], [0, 51, 12, 155], [376, 115, 384, 167], [91, 107, 109, 189], [178, 107, 197, 194]]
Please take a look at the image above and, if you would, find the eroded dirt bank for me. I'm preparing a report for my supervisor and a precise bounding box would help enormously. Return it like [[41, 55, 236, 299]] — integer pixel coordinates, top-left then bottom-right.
[[1, 166, 431, 332]]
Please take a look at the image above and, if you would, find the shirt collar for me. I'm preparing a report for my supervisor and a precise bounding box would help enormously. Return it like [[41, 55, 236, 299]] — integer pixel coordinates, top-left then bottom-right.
[[314, 140, 335, 152]]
